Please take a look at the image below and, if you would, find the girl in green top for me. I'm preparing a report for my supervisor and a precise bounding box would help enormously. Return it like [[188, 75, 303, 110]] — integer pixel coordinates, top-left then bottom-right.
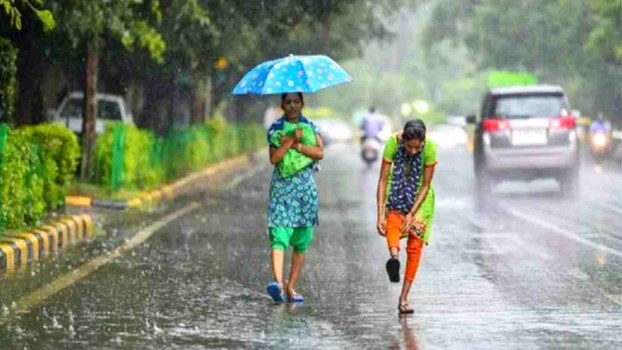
[[376, 119, 437, 314]]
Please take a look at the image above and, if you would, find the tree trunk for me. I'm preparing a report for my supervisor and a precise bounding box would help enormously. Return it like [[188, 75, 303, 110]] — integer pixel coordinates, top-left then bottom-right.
[[14, 29, 45, 125], [80, 42, 99, 179], [204, 76, 213, 119], [190, 74, 206, 124]]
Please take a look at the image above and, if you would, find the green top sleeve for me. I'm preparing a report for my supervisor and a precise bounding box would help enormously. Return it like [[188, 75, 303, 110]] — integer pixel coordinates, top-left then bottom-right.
[[423, 140, 437, 166], [382, 134, 399, 162]]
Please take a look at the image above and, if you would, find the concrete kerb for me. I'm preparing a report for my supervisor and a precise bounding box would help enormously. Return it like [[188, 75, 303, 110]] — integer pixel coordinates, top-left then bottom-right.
[[65, 152, 259, 211], [0, 214, 94, 275]]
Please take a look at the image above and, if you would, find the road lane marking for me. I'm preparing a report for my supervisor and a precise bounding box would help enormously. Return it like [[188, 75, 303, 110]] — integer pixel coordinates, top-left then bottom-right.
[[467, 218, 552, 259], [567, 268, 590, 281], [604, 294, 622, 306], [3, 202, 200, 319], [500, 205, 622, 258], [592, 201, 622, 215], [589, 193, 622, 205], [500, 234, 552, 259], [469, 214, 622, 307]]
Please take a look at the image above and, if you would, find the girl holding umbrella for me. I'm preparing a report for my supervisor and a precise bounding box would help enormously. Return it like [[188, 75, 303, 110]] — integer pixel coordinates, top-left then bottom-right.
[[265, 92, 323, 303], [232, 55, 352, 303]]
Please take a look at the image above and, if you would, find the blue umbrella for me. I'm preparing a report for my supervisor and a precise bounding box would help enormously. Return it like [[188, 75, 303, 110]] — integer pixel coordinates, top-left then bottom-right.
[[232, 54, 352, 95]]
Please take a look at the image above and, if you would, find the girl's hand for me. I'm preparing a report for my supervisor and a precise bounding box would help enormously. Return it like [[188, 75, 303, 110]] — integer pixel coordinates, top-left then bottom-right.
[[294, 128, 303, 142], [377, 219, 387, 236], [402, 212, 414, 231], [281, 135, 295, 148]]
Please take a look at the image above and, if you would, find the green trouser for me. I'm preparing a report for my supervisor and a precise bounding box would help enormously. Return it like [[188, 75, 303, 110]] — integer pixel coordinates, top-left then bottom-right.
[[269, 227, 314, 253]]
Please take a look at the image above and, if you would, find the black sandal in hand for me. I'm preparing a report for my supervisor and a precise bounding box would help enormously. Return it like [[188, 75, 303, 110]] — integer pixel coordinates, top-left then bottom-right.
[[398, 302, 414, 314], [386, 257, 400, 283]]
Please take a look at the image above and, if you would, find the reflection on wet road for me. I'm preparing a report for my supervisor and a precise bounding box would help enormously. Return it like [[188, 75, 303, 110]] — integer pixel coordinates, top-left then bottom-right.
[[1, 144, 620, 349]]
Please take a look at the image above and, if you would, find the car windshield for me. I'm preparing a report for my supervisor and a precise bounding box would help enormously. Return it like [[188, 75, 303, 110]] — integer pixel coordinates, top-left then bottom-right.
[[493, 94, 566, 118], [59, 98, 123, 121]]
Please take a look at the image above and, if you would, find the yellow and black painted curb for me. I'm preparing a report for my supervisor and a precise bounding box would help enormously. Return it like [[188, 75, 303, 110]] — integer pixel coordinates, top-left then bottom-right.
[[66, 152, 257, 211], [0, 214, 94, 275]]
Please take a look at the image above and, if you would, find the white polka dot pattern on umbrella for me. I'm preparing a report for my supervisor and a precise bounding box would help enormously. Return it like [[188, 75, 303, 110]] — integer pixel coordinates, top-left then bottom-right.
[[232, 55, 353, 95]]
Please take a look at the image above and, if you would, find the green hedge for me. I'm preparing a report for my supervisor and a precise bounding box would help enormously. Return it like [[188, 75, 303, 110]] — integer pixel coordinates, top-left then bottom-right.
[[23, 124, 81, 209], [96, 123, 162, 191], [0, 123, 80, 232], [96, 117, 265, 192]]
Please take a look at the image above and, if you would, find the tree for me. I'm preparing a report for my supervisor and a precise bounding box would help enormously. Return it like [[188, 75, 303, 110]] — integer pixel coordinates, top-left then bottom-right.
[[424, 0, 622, 118], [586, 0, 622, 65], [1, 0, 55, 31], [0, 0, 54, 125], [104, 0, 410, 127], [4, 0, 419, 135], [0, 38, 18, 123], [47, 0, 166, 179], [207, 0, 405, 120]]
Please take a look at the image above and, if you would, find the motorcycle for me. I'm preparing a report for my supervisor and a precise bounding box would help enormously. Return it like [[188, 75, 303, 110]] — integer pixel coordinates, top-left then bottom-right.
[[360, 126, 391, 167], [589, 131, 612, 163], [361, 136, 382, 167]]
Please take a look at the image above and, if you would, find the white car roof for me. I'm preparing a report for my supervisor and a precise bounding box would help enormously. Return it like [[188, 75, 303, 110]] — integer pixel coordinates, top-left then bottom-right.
[[67, 91, 125, 102]]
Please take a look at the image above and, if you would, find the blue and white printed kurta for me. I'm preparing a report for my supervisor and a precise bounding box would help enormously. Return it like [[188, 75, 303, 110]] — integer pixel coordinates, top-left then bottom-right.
[[267, 116, 319, 228]]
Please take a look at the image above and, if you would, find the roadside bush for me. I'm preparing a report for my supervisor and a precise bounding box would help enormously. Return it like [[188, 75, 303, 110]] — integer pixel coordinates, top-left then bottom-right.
[[23, 124, 80, 209], [0, 123, 80, 232], [0, 129, 44, 229], [94, 118, 266, 193], [96, 123, 163, 191], [205, 116, 228, 162], [161, 127, 210, 180]]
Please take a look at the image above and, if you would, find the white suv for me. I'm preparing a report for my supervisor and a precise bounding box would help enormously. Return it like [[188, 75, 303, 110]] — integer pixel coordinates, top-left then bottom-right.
[[468, 85, 580, 195]]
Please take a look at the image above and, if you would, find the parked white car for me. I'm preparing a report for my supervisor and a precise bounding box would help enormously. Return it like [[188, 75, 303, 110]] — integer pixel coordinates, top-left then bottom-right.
[[50, 92, 134, 134]]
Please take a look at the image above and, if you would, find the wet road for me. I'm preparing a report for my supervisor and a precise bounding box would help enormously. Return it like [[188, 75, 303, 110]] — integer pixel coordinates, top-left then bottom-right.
[[1, 144, 621, 349]]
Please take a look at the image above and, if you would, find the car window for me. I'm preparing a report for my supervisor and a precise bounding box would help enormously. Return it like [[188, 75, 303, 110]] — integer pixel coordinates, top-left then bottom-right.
[[59, 98, 84, 119], [58, 98, 123, 121], [492, 94, 566, 119], [97, 100, 123, 120]]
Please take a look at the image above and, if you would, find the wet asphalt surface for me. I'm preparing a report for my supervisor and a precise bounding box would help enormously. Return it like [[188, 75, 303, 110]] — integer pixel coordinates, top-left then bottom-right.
[[0, 143, 621, 349]]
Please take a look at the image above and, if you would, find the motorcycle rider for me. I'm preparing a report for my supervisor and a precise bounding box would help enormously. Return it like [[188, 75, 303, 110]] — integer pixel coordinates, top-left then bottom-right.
[[589, 112, 613, 166], [360, 107, 387, 143], [590, 112, 612, 134], [360, 107, 388, 166]]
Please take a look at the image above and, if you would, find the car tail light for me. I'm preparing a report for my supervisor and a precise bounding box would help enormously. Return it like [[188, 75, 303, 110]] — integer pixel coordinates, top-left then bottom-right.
[[482, 118, 510, 133], [549, 116, 575, 129]]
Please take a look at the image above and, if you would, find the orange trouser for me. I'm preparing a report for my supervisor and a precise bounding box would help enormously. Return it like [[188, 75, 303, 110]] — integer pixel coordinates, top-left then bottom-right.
[[386, 211, 424, 282]]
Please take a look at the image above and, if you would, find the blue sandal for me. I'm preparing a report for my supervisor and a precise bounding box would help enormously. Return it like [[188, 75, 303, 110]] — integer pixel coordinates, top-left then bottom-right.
[[267, 282, 285, 302], [287, 293, 304, 303]]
